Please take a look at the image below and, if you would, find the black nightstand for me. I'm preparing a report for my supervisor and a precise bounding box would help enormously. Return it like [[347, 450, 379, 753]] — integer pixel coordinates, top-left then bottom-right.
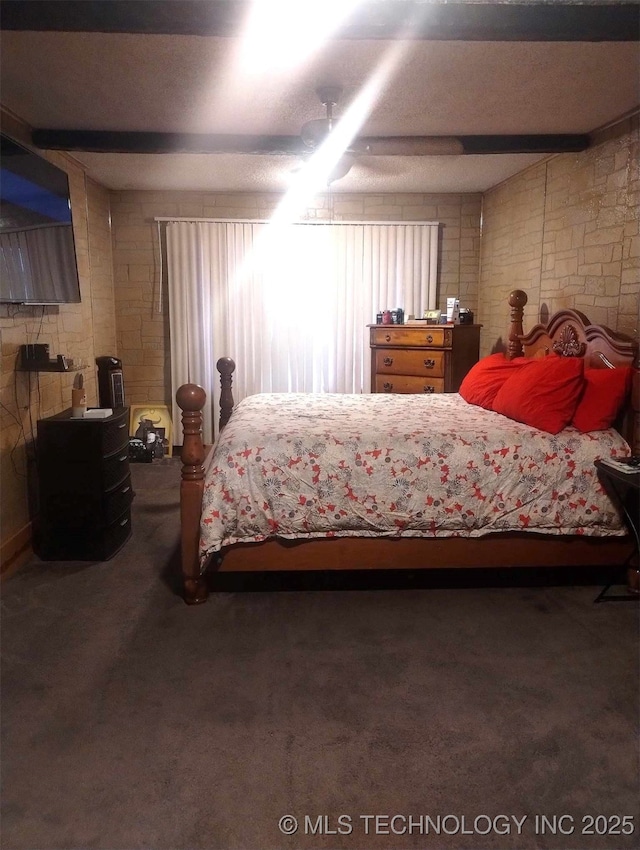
[[594, 459, 640, 602], [36, 407, 133, 560]]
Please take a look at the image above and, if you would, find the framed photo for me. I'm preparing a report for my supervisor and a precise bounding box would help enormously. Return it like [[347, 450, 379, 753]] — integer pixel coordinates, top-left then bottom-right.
[[129, 405, 173, 458]]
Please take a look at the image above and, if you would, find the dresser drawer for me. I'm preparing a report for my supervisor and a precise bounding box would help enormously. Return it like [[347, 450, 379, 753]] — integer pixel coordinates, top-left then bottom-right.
[[39, 474, 134, 529], [101, 410, 130, 455], [104, 475, 134, 525], [375, 348, 445, 378], [103, 446, 130, 490], [39, 508, 132, 561], [370, 326, 451, 348], [98, 509, 133, 559], [375, 375, 445, 394]]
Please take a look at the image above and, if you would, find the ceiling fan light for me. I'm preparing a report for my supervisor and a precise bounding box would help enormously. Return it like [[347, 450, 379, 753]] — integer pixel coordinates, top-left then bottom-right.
[[300, 118, 331, 147]]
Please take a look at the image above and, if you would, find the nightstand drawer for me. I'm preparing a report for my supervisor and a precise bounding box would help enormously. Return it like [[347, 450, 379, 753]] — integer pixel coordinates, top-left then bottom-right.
[[370, 326, 451, 348], [375, 375, 445, 394], [104, 475, 134, 525], [103, 447, 131, 490], [101, 410, 130, 455], [375, 349, 445, 378], [39, 508, 132, 561], [37, 475, 134, 529]]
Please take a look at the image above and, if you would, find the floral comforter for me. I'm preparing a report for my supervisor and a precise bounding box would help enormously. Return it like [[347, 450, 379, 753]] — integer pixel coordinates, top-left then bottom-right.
[[200, 392, 629, 563]]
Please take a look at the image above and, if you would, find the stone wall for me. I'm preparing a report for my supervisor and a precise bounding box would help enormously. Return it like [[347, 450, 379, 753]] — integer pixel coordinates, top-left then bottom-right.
[[110, 192, 482, 405], [479, 115, 639, 356], [0, 112, 116, 566]]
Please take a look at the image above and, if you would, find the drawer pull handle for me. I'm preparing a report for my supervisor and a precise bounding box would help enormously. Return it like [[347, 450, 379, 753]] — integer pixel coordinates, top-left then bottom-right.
[[119, 517, 130, 527], [118, 454, 127, 462], [426, 334, 434, 344], [423, 385, 435, 393], [423, 358, 436, 369], [118, 422, 126, 429], [383, 382, 393, 392], [121, 486, 131, 494], [385, 334, 391, 342], [383, 356, 394, 366]]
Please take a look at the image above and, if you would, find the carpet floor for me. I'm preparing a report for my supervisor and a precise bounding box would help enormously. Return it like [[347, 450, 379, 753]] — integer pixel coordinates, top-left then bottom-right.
[[1, 458, 638, 850]]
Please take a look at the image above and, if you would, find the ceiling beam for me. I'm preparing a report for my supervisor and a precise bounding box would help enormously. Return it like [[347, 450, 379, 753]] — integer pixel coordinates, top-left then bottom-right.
[[2, 1, 639, 41], [30, 129, 591, 156]]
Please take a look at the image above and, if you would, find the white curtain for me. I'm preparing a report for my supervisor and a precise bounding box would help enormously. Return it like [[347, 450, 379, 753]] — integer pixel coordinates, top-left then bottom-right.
[[166, 220, 439, 443]]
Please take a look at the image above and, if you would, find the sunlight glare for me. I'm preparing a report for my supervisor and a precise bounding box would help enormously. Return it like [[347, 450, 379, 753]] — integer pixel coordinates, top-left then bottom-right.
[[239, 0, 363, 73]]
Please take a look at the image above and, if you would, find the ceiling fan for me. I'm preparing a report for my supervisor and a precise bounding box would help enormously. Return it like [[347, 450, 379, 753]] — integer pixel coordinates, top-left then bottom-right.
[[295, 85, 365, 182], [32, 83, 591, 164], [293, 86, 474, 183]]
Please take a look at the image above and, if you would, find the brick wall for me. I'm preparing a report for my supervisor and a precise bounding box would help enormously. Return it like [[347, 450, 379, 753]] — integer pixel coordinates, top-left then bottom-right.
[[479, 115, 639, 356], [0, 112, 116, 563], [110, 191, 482, 405]]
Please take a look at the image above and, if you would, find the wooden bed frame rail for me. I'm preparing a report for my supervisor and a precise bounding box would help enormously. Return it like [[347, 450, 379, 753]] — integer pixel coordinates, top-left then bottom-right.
[[175, 358, 236, 604], [176, 289, 638, 604]]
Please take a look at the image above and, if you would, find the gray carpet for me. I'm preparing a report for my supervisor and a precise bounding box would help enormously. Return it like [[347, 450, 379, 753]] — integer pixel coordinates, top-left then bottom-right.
[[1, 458, 638, 850]]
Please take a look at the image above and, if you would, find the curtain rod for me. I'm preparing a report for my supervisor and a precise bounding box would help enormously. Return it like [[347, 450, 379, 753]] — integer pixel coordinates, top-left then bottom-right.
[[153, 217, 441, 226]]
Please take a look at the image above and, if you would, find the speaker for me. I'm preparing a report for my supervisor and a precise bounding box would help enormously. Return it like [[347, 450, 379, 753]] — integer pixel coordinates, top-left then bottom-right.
[[96, 356, 125, 408]]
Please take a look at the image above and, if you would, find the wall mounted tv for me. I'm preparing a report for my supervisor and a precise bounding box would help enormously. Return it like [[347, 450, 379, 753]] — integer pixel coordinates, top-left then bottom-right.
[[0, 134, 81, 305]]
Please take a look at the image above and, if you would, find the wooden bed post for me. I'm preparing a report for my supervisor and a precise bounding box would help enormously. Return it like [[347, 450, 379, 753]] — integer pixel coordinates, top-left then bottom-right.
[[507, 289, 527, 359], [176, 383, 208, 604], [217, 357, 236, 431]]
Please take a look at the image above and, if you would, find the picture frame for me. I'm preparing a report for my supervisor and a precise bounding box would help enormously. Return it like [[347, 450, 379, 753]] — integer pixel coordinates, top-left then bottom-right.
[[129, 404, 173, 458]]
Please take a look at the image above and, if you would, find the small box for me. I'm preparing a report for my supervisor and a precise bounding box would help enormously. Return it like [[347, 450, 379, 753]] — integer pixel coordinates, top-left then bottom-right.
[[446, 297, 460, 323], [84, 408, 113, 419]]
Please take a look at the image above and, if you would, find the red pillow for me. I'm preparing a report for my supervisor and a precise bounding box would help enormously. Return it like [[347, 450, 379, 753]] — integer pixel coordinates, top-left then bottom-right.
[[492, 355, 585, 434], [459, 353, 533, 409], [572, 366, 632, 432]]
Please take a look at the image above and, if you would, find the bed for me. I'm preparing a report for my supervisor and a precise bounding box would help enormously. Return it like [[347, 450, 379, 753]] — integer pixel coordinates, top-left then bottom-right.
[[176, 290, 639, 604]]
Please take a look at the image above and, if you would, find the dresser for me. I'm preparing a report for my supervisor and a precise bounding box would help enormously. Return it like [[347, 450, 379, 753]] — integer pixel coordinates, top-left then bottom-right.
[[36, 407, 133, 560], [369, 323, 481, 394]]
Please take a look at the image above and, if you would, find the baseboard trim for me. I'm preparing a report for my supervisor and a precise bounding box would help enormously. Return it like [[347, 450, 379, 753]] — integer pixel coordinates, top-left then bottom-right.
[[1, 522, 33, 578]]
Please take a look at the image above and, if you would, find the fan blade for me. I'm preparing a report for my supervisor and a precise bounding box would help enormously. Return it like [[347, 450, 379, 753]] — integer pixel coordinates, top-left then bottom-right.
[[359, 135, 590, 155], [360, 137, 464, 156]]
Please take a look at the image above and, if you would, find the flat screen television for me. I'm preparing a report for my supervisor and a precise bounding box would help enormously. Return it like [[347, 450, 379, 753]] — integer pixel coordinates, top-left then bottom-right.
[[0, 134, 81, 304]]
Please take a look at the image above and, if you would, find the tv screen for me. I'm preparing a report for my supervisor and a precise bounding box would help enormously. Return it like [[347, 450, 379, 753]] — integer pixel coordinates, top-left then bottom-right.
[[0, 134, 81, 304]]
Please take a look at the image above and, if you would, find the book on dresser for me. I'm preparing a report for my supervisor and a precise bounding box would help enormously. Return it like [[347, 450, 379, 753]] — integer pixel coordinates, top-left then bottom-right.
[[369, 323, 481, 394], [35, 407, 133, 560]]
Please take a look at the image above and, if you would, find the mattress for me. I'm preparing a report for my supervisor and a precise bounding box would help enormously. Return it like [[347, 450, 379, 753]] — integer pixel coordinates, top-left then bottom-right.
[[200, 392, 629, 563]]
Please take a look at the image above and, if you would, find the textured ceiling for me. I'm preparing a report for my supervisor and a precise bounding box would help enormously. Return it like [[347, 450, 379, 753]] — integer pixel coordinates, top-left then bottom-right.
[[1, 11, 638, 194]]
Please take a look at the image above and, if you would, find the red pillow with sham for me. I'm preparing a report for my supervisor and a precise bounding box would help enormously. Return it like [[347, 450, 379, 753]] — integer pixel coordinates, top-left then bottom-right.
[[492, 355, 585, 434], [572, 366, 632, 432], [459, 353, 533, 409]]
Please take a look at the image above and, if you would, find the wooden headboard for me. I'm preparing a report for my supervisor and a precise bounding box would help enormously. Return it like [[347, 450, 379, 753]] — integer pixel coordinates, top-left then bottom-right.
[[507, 289, 639, 452]]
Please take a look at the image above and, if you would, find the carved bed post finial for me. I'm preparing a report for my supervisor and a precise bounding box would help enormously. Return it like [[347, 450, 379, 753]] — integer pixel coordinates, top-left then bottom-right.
[[507, 290, 528, 359], [176, 383, 208, 604], [217, 357, 236, 432]]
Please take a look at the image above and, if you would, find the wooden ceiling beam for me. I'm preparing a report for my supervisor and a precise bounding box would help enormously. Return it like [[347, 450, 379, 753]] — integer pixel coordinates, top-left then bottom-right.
[[30, 129, 591, 156], [2, 1, 639, 41]]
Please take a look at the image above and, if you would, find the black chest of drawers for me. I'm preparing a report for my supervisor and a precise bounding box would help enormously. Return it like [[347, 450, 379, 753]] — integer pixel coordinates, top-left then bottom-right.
[[36, 407, 133, 560]]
